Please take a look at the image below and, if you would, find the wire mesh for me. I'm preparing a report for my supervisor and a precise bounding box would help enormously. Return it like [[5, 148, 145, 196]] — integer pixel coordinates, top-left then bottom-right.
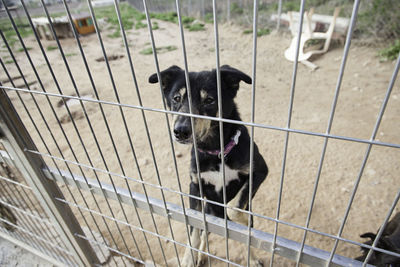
[[0, 0, 399, 266], [0, 146, 77, 266]]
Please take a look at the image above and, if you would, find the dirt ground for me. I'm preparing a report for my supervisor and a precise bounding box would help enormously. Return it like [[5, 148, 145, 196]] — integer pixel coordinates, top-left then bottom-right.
[[1, 17, 399, 266]]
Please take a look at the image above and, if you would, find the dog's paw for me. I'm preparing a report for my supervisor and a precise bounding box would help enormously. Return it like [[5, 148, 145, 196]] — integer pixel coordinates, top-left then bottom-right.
[[227, 206, 248, 226], [196, 252, 207, 267], [167, 257, 181, 266], [181, 253, 196, 267]]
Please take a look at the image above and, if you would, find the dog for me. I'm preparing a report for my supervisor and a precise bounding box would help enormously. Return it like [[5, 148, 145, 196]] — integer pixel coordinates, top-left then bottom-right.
[[356, 212, 400, 266], [149, 65, 268, 266]]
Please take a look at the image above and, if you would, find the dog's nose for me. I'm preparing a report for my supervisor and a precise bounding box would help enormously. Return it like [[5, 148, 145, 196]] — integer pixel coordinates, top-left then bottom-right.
[[174, 125, 191, 140]]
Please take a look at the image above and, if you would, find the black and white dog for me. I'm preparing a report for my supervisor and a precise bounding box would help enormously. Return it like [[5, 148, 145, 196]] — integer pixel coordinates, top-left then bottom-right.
[[149, 65, 268, 266]]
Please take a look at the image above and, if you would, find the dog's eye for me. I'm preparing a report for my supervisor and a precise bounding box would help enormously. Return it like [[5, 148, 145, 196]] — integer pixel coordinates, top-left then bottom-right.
[[173, 95, 181, 103], [203, 97, 214, 105]]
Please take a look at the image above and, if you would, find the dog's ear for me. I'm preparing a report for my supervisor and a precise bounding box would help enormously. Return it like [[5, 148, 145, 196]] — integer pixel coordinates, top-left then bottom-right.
[[360, 232, 377, 240], [220, 65, 252, 93], [149, 65, 182, 91]]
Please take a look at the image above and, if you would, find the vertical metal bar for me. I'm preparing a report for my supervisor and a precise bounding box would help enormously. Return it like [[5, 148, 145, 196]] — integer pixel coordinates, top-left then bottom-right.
[[1, 33, 103, 266], [276, 0, 282, 30], [25, 0, 140, 263], [108, 0, 183, 265], [173, 0, 212, 265], [327, 49, 400, 267], [142, 1, 181, 265], [247, 0, 258, 266], [227, 0, 231, 21], [362, 190, 400, 266], [295, 1, 361, 265], [14, 3, 121, 264], [0, 90, 99, 266], [211, 0, 230, 264], [47, 0, 138, 261], [56, 1, 151, 265], [269, 0, 306, 266], [111, 0, 167, 265], [0, 228, 70, 267], [0, 166, 65, 262], [1, 12, 116, 264], [0, 177, 65, 263]]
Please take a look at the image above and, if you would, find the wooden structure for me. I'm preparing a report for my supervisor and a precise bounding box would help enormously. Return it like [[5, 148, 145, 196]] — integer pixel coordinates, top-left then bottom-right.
[[72, 13, 95, 35], [32, 17, 73, 40]]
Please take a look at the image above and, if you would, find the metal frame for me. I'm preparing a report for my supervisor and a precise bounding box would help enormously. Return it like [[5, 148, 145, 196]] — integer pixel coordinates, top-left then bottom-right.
[[0, 89, 100, 266], [0, 0, 399, 266]]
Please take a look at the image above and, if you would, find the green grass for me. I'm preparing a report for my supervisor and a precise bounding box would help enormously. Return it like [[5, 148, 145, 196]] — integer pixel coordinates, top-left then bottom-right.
[[17, 47, 32, 52], [152, 21, 159, 30], [379, 39, 400, 61], [140, 45, 177, 55], [107, 30, 121, 38], [230, 3, 244, 15], [47, 45, 58, 51], [5, 60, 14, 64], [0, 18, 33, 48], [204, 13, 214, 24], [65, 53, 77, 57], [185, 22, 205, 32], [95, 3, 205, 37], [243, 28, 270, 37], [135, 20, 147, 30]]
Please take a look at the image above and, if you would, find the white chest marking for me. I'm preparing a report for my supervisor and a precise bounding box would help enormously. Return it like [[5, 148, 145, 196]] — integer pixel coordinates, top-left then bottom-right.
[[200, 164, 240, 192]]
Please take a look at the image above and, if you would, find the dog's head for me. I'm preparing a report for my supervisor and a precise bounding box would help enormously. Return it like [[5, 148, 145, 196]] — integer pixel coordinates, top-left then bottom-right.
[[149, 65, 251, 144]]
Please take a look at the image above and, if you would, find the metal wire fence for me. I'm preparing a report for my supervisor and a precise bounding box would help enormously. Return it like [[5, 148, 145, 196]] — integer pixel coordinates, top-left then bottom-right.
[[0, 0, 399, 266]]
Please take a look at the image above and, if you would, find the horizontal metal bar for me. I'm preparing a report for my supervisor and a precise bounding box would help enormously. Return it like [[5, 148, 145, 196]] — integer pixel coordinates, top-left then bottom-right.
[[42, 166, 374, 267], [75, 233, 146, 266], [28, 148, 400, 261], [35, 149, 399, 256], [0, 229, 70, 267], [57, 197, 243, 267], [0, 198, 52, 226], [2, 85, 399, 150], [0, 216, 74, 256], [0, 174, 32, 190]]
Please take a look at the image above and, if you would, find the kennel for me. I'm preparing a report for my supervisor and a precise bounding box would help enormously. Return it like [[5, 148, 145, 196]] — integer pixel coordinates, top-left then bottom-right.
[[0, 0, 399, 266], [71, 13, 95, 35]]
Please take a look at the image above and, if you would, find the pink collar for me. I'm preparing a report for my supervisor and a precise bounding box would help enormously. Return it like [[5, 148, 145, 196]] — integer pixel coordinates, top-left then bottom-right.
[[198, 130, 241, 158]]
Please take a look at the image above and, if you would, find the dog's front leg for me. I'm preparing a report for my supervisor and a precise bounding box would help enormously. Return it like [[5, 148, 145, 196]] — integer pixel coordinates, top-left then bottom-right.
[[182, 181, 202, 267], [227, 178, 264, 267]]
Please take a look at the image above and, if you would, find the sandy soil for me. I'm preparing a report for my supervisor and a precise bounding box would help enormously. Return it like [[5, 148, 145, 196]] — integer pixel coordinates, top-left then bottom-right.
[[1, 17, 399, 267]]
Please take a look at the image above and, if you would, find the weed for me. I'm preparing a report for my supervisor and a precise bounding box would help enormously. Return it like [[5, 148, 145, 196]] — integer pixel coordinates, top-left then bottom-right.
[[140, 45, 177, 55], [135, 21, 147, 30], [108, 30, 121, 38], [65, 53, 77, 57], [140, 47, 153, 55], [17, 47, 32, 52], [230, 3, 243, 15], [379, 40, 400, 61], [243, 28, 270, 37], [95, 2, 143, 30], [152, 21, 159, 30], [0, 18, 33, 48], [186, 23, 205, 32], [150, 11, 195, 26], [358, 0, 400, 39], [47, 45, 58, 51], [204, 13, 214, 24]]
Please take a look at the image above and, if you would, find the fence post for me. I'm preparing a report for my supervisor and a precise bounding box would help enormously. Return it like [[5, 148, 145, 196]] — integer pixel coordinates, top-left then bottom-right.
[[0, 89, 100, 266]]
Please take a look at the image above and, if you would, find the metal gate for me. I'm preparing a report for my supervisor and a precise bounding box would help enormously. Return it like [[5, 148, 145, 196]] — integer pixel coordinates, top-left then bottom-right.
[[0, 0, 399, 266]]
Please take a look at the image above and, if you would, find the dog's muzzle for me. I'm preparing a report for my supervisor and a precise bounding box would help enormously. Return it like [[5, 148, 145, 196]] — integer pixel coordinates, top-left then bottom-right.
[[173, 117, 192, 143]]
